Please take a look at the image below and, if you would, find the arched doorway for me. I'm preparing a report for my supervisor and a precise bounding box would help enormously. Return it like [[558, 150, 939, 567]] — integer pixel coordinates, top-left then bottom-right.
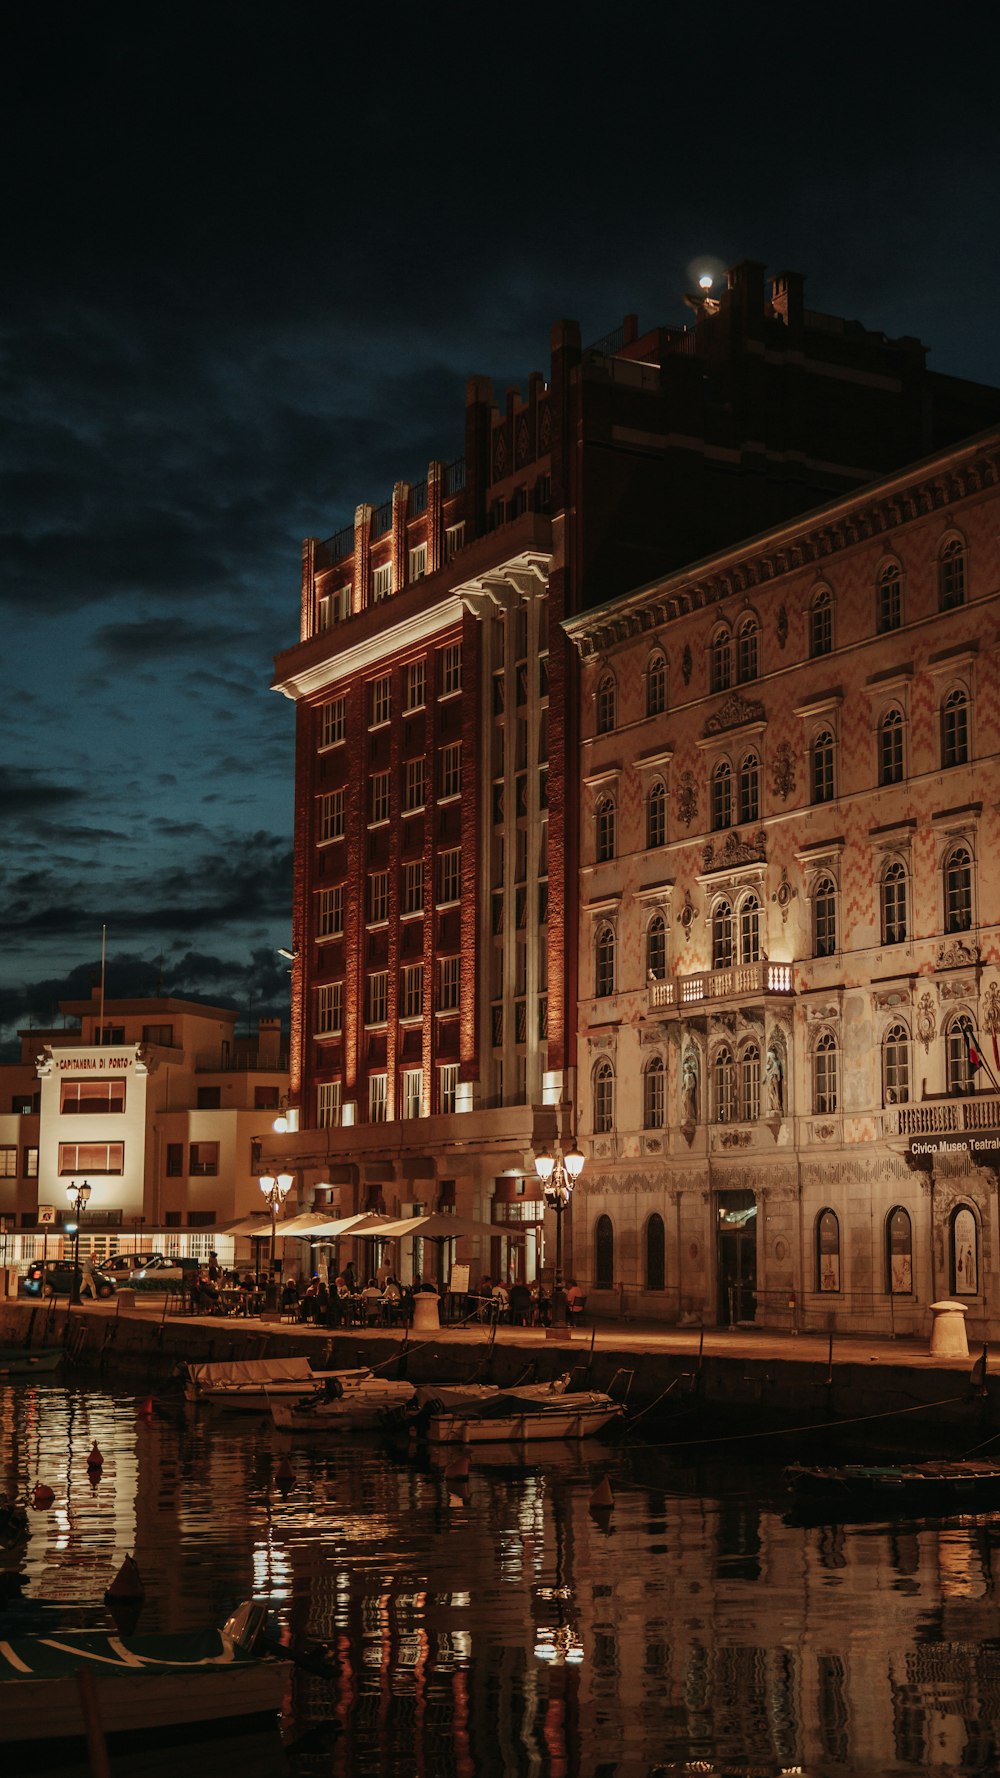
[[716, 1191, 757, 1325]]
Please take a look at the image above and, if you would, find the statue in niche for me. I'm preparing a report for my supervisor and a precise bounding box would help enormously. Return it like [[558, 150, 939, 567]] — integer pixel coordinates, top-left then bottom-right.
[[681, 1052, 699, 1126], [766, 1047, 784, 1116]]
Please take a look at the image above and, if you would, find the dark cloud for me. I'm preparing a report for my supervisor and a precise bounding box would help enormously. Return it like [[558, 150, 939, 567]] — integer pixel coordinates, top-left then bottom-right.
[[0, 768, 84, 817]]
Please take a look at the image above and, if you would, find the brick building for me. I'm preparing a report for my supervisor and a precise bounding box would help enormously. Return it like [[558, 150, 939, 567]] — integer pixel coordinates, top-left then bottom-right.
[[566, 424, 1000, 1337], [271, 259, 1000, 1298]]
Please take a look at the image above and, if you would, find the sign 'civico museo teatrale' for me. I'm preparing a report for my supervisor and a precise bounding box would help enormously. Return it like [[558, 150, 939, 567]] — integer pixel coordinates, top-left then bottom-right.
[[908, 1132, 1000, 1161]]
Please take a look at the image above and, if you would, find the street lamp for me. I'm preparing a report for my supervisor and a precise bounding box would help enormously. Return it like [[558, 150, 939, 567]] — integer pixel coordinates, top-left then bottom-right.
[[534, 1144, 585, 1327], [65, 1181, 92, 1305], [259, 1171, 293, 1305]]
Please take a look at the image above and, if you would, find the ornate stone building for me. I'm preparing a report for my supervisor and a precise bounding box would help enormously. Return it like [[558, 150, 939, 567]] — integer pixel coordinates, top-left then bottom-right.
[[565, 426, 1000, 1336]]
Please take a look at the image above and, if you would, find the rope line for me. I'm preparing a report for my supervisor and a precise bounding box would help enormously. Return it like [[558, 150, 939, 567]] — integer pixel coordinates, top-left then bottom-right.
[[631, 1390, 972, 1451]]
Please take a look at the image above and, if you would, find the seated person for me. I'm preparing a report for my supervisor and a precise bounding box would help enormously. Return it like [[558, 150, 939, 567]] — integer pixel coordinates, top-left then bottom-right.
[[564, 1279, 585, 1321], [194, 1272, 221, 1311], [530, 1280, 551, 1326], [490, 1284, 510, 1319], [362, 1277, 383, 1321]]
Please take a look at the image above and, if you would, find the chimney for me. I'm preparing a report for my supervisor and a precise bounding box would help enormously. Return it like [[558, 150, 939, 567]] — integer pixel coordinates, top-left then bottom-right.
[[257, 1017, 281, 1064]]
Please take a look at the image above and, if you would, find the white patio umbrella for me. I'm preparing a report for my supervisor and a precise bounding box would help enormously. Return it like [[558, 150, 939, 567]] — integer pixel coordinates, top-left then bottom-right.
[[376, 1212, 525, 1241]]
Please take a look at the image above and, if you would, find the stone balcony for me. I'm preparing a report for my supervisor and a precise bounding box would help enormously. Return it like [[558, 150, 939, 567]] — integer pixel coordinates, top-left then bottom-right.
[[884, 1095, 1000, 1139], [649, 961, 794, 1016]]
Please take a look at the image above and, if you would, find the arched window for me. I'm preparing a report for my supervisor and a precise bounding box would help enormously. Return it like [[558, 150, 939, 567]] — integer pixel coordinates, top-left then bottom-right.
[[646, 913, 667, 981], [882, 1022, 910, 1105], [646, 652, 667, 718], [711, 759, 733, 831], [951, 1204, 979, 1297], [595, 796, 616, 863], [646, 780, 667, 849], [596, 673, 617, 734], [944, 844, 972, 932], [877, 561, 902, 633], [946, 1015, 977, 1096], [881, 860, 908, 945], [593, 1060, 615, 1133], [645, 1214, 665, 1291], [712, 899, 734, 969], [939, 537, 966, 611], [886, 1206, 913, 1295], [817, 1209, 841, 1292], [710, 626, 732, 693], [739, 1042, 761, 1122], [738, 752, 760, 825], [878, 708, 904, 786], [736, 614, 759, 684], [813, 1031, 838, 1114], [811, 729, 835, 803], [595, 1214, 614, 1288], [941, 688, 969, 768], [713, 1044, 736, 1123], [594, 924, 615, 997], [810, 585, 833, 658], [813, 874, 837, 957], [643, 1056, 665, 1128], [738, 892, 761, 964]]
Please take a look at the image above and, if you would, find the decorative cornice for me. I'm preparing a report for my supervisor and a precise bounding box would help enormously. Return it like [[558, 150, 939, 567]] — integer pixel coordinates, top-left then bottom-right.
[[702, 691, 767, 736], [563, 433, 1000, 659]]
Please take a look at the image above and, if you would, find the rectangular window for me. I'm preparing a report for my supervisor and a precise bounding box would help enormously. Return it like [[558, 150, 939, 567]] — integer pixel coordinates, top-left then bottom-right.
[[196, 1087, 221, 1110], [444, 524, 465, 564], [368, 870, 389, 924], [440, 742, 462, 800], [58, 1143, 124, 1175], [401, 964, 423, 1020], [438, 847, 461, 904], [24, 1147, 38, 1178], [408, 542, 427, 582], [59, 1079, 126, 1114], [370, 675, 391, 726], [366, 971, 388, 1025], [441, 642, 462, 697], [402, 1068, 423, 1119], [0, 1147, 16, 1178], [253, 1086, 280, 1110], [320, 697, 346, 748], [438, 1063, 459, 1115], [404, 659, 426, 711], [403, 758, 426, 813], [369, 1074, 388, 1123], [319, 788, 345, 842], [166, 1143, 183, 1177], [370, 770, 391, 824], [439, 955, 460, 1011], [317, 982, 343, 1033], [318, 585, 350, 630], [372, 562, 392, 603], [402, 860, 424, 915], [188, 1142, 219, 1177], [317, 1081, 342, 1128], [141, 1024, 174, 1046], [317, 885, 344, 937]]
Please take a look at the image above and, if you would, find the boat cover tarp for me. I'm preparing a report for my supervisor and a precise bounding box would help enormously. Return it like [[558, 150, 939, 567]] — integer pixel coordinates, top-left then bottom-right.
[[0, 1627, 252, 1680], [187, 1356, 316, 1389]]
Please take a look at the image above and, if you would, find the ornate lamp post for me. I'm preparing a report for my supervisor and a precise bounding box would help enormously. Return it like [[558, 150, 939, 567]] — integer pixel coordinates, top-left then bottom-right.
[[259, 1171, 293, 1306], [533, 1144, 585, 1327], [65, 1181, 92, 1305]]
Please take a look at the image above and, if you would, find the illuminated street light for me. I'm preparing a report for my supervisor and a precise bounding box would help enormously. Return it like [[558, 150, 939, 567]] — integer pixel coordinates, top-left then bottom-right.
[[259, 1171, 294, 1305], [533, 1144, 584, 1327], [65, 1180, 92, 1306]]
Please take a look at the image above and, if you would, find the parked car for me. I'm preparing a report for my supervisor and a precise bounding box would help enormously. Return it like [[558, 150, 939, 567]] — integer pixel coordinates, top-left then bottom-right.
[[21, 1260, 117, 1300], [131, 1255, 201, 1290], [102, 1254, 156, 1280]]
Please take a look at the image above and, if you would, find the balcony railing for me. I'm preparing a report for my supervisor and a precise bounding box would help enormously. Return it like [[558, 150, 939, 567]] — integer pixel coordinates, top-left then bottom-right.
[[195, 1048, 289, 1074], [443, 457, 466, 497], [649, 961, 793, 1014], [888, 1095, 1000, 1138]]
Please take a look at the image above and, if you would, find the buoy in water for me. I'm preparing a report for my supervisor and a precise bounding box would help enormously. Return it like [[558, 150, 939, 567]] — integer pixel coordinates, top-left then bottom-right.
[[137, 1397, 154, 1419], [31, 1483, 55, 1510], [589, 1475, 614, 1511], [105, 1554, 145, 1602], [87, 1442, 104, 1470]]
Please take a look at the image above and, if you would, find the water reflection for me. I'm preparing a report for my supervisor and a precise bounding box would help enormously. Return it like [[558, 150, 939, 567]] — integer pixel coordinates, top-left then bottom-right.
[[2, 1381, 1000, 1773]]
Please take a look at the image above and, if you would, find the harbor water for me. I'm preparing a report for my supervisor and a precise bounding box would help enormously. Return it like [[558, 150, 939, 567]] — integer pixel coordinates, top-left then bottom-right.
[[2, 1377, 1000, 1776]]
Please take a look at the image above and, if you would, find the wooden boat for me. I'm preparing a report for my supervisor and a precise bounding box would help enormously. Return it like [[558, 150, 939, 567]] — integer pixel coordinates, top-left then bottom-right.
[[183, 1355, 370, 1411], [0, 1347, 62, 1376], [785, 1458, 1000, 1517], [0, 1599, 286, 1750], [424, 1384, 625, 1445], [270, 1377, 416, 1432]]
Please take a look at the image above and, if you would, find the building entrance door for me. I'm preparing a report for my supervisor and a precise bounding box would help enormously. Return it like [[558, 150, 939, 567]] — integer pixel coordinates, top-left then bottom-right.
[[716, 1191, 757, 1326]]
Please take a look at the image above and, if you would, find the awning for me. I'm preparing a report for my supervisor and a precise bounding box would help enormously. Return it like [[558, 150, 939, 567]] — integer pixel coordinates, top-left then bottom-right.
[[375, 1212, 526, 1241]]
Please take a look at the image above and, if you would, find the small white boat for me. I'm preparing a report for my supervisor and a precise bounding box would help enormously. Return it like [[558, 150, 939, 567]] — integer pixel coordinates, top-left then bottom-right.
[[0, 1600, 286, 1750], [270, 1377, 416, 1432], [183, 1355, 370, 1411], [424, 1383, 625, 1445]]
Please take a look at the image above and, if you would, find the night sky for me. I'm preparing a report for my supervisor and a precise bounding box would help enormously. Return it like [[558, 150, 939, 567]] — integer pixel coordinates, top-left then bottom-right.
[[5, 3, 1000, 1056]]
